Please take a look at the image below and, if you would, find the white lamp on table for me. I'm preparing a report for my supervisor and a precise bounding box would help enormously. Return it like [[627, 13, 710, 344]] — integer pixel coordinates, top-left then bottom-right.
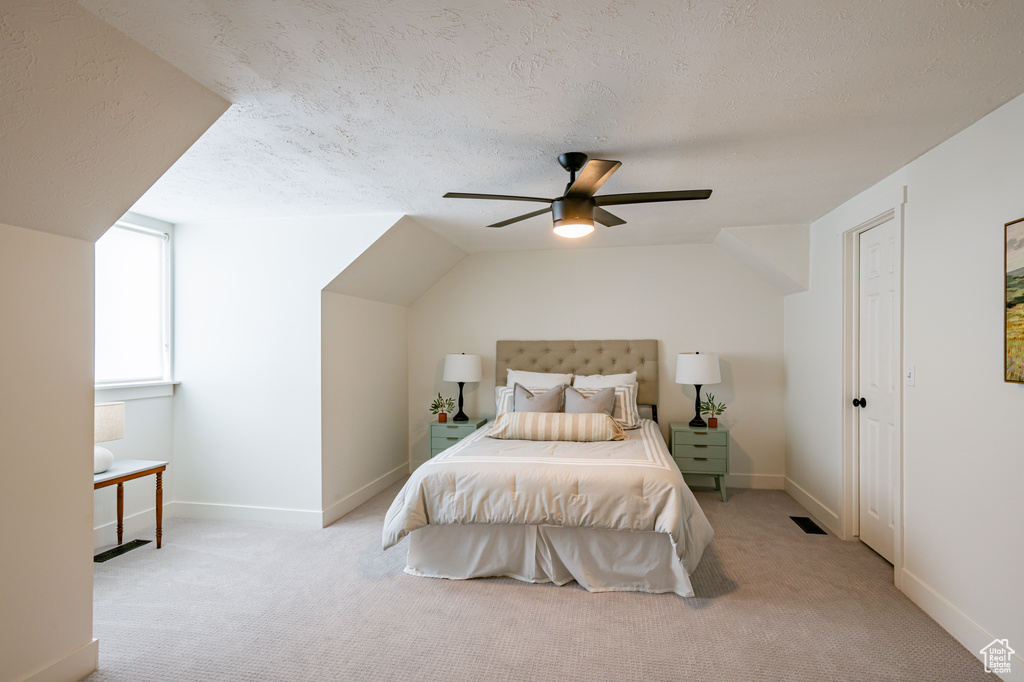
[[94, 402, 125, 474], [675, 353, 721, 428], [443, 353, 482, 422]]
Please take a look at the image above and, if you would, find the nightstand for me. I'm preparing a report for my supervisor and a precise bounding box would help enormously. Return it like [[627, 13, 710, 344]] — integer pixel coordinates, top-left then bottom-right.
[[669, 423, 730, 501], [430, 418, 487, 458]]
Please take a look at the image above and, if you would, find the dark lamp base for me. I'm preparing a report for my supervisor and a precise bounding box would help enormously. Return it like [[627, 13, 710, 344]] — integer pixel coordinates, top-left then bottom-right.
[[690, 383, 707, 429], [453, 382, 469, 421]]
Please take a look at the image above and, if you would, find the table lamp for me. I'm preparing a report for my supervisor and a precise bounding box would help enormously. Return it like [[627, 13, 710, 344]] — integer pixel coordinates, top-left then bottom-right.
[[94, 402, 125, 473], [443, 353, 482, 422], [675, 352, 721, 428]]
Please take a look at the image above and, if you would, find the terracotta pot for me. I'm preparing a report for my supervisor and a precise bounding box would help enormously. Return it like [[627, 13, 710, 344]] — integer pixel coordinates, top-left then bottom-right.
[[707, 417, 718, 428], [438, 413, 447, 423]]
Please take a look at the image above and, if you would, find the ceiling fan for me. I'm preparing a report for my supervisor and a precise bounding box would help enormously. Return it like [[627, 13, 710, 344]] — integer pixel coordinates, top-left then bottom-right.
[[444, 152, 712, 238]]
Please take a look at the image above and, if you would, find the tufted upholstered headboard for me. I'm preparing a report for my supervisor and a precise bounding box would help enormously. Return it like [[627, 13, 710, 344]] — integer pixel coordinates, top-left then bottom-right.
[[495, 340, 659, 408]]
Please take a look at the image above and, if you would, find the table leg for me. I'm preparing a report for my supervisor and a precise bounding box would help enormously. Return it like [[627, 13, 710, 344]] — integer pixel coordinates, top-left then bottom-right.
[[719, 476, 727, 502], [116, 483, 124, 545], [156, 471, 163, 549]]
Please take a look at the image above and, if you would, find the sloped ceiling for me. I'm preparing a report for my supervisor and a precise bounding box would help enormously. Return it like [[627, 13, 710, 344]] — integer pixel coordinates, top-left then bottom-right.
[[323, 215, 466, 306], [0, 0, 228, 242], [715, 225, 809, 295], [80, 0, 1024, 252]]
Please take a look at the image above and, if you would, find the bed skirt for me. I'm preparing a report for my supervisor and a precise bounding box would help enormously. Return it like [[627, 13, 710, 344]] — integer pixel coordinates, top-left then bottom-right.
[[406, 524, 695, 597]]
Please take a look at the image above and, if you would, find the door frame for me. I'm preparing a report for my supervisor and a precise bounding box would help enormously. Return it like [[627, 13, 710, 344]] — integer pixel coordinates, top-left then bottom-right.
[[840, 188, 906, 587]]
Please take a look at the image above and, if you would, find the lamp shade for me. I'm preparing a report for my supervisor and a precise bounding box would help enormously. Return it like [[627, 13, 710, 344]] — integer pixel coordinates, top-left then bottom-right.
[[443, 353, 482, 383], [675, 353, 721, 385], [94, 402, 125, 443]]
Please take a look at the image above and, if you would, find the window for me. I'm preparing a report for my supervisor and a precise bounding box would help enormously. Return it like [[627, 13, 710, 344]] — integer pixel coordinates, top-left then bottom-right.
[[95, 220, 172, 385]]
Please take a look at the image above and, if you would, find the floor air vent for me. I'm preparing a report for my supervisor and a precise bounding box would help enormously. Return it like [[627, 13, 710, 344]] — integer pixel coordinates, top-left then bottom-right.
[[94, 539, 151, 563], [790, 516, 827, 535]]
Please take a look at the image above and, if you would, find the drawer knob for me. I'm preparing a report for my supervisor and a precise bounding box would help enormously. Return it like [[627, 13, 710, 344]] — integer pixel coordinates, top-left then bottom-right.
[[447, 437, 458, 440], [693, 444, 707, 447], [694, 457, 708, 461]]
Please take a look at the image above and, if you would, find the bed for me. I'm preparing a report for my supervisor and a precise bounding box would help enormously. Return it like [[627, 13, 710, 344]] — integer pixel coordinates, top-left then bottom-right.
[[383, 340, 714, 596]]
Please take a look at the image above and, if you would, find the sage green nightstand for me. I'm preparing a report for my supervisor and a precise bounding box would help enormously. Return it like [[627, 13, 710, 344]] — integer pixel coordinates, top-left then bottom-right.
[[669, 422, 730, 501], [429, 418, 487, 458]]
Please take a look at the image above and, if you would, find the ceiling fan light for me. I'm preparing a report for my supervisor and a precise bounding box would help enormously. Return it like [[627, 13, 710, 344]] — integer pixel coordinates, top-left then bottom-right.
[[553, 220, 595, 238]]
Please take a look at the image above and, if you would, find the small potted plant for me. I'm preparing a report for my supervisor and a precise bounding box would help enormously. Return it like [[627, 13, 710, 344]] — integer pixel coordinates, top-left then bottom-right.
[[430, 393, 456, 423], [700, 393, 728, 428]]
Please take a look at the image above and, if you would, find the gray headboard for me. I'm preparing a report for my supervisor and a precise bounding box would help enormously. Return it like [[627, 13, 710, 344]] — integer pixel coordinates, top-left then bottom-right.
[[495, 340, 659, 407]]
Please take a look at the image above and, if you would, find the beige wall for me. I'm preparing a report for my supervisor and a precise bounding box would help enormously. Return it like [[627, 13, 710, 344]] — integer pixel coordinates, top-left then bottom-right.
[[321, 292, 409, 525], [171, 215, 399, 525], [0, 3, 226, 681], [407, 244, 787, 489], [785, 91, 1024, 666], [0, 223, 96, 682]]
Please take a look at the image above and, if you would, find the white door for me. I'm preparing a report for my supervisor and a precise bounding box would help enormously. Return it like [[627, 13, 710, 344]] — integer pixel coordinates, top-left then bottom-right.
[[857, 220, 900, 563]]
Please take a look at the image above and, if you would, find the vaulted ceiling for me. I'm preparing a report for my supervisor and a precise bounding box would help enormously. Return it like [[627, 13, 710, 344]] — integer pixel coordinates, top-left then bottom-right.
[[81, 0, 1024, 252]]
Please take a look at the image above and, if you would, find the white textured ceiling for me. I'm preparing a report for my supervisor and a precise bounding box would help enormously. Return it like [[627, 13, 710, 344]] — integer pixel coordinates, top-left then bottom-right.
[[81, 0, 1024, 252]]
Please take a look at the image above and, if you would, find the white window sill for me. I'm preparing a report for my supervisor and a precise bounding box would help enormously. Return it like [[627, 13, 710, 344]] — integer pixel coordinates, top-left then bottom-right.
[[95, 380, 180, 401]]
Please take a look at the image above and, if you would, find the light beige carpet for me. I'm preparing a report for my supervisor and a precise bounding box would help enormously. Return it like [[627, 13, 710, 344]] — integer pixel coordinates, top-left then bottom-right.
[[86, 483, 988, 681]]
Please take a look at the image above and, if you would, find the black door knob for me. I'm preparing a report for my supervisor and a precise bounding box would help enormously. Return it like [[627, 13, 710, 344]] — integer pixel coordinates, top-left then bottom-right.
[[852, 397, 866, 408]]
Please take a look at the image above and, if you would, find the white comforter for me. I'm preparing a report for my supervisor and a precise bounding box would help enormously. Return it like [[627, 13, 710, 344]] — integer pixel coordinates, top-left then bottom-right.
[[383, 419, 713, 575]]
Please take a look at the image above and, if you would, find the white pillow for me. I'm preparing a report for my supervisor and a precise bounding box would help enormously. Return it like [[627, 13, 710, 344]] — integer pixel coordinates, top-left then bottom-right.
[[572, 371, 638, 389], [573, 383, 641, 429], [495, 386, 512, 416], [506, 369, 573, 389]]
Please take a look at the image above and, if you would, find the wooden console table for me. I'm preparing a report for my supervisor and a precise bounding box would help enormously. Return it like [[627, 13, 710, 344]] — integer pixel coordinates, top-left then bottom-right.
[[94, 459, 168, 549]]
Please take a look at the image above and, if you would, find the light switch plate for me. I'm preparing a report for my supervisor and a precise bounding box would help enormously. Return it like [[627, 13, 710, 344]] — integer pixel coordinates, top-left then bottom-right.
[[905, 364, 915, 386]]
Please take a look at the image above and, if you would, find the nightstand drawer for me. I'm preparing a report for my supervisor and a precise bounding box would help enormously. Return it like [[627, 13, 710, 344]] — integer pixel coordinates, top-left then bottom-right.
[[431, 435, 468, 449], [673, 443, 727, 460], [674, 430, 728, 447], [675, 456, 728, 474], [430, 447, 447, 458], [430, 423, 480, 438]]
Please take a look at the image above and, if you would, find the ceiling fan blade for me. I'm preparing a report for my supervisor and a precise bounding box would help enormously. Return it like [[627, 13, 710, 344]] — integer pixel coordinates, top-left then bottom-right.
[[594, 189, 712, 206], [444, 192, 552, 204], [565, 159, 621, 199], [594, 207, 626, 227], [486, 207, 552, 228]]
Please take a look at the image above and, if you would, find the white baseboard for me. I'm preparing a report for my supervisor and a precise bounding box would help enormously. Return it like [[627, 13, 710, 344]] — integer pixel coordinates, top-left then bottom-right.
[[727, 472, 785, 489], [19, 638, 98, 682], [682, 472, 785, 490], [173, 500, 322, 527], [784, 476, 842, 537], [322, 463, 408, 527], [94, 505, 175, 549], [901, 568, 1023, 681]]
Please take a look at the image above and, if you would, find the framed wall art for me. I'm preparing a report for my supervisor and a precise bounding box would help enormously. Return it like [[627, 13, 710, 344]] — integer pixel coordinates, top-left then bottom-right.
[[1007, 217, 1024, 383]]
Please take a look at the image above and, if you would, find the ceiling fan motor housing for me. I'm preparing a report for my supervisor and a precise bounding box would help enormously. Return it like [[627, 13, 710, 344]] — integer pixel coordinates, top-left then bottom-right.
[[551, 196, 595, 226]]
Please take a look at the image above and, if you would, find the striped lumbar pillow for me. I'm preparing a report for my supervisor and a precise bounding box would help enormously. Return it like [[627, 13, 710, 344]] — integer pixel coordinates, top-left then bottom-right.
[[487, 412, 627, 442]]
